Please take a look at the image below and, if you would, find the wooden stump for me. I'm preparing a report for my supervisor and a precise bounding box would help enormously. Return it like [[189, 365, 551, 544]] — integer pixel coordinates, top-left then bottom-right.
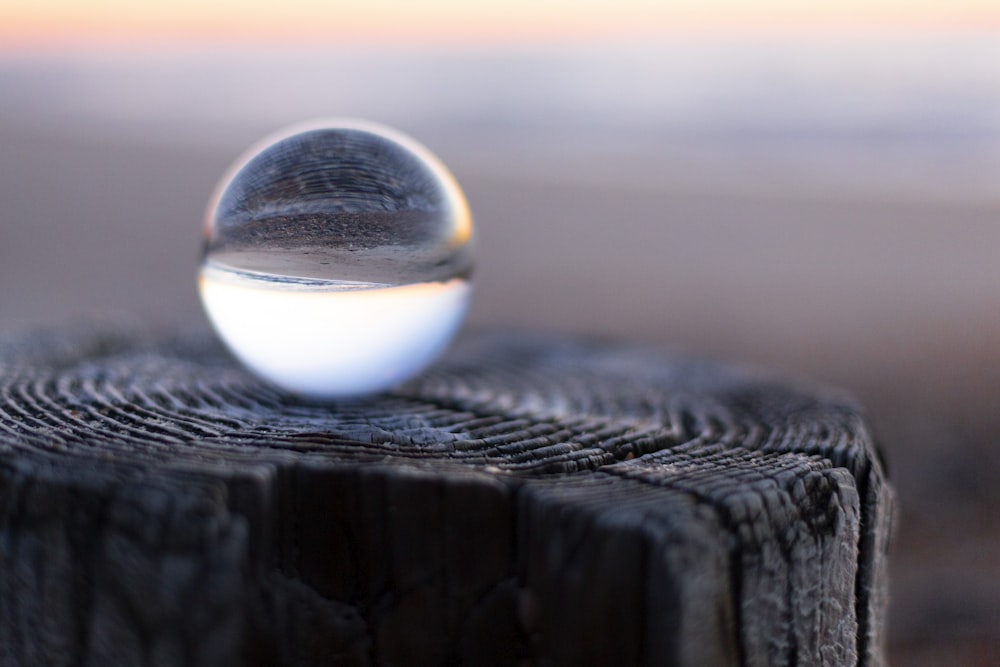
[[0, 324, 893, 667]]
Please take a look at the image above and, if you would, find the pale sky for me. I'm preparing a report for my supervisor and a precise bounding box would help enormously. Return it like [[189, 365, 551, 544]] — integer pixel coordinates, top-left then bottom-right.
[[2, 0, 998, 49]]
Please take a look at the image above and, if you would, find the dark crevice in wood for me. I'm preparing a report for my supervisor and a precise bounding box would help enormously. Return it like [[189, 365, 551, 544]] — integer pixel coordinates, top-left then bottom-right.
[[727, 539, 749, 667]]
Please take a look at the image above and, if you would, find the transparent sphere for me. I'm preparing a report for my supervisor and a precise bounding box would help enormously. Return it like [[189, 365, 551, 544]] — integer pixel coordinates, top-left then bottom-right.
[[198, 119, 474, 398]]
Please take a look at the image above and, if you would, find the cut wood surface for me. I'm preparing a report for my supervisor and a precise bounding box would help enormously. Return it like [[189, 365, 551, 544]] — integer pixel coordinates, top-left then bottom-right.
[[0, 324, 893, 667]]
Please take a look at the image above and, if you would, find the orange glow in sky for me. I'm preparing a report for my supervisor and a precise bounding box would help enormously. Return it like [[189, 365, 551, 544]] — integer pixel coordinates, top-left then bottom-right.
[[2, 0, 999, 50]]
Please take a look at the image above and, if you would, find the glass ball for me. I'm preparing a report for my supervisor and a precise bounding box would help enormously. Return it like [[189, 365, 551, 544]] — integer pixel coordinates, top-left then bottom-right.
[[198, 119, 474, 398]]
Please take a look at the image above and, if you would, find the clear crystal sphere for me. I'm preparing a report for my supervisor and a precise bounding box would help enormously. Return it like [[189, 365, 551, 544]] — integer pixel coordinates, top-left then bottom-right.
[[198, 120, 474, 398]]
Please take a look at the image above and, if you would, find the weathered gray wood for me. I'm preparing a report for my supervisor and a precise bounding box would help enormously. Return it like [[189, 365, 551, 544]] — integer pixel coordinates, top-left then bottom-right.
[[0, 323, 893, 666]]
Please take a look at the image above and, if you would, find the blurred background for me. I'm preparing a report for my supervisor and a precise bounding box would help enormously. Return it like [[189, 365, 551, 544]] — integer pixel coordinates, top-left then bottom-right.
[[1, 1, 998, 663]]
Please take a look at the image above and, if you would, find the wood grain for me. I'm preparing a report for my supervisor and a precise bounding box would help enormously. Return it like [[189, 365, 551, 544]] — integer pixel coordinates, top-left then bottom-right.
[[0, 324, 893, 666]]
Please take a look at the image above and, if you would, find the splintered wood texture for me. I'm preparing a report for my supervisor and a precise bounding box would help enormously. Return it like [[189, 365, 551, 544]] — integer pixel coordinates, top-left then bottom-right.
[[0, 325, 892, 667]]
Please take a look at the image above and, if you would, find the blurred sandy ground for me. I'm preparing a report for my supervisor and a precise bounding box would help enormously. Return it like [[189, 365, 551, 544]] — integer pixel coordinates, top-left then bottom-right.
[[1, 40, 999, 664]]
